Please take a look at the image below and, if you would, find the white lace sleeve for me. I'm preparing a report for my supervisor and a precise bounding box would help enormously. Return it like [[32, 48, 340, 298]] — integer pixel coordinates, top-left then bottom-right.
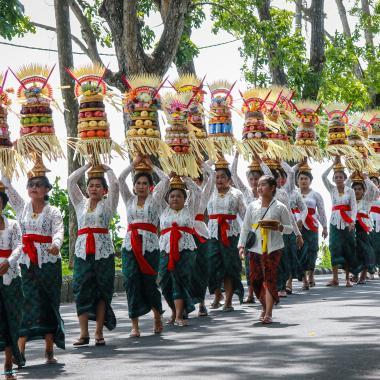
[[315, 192, 327, 228], [349, 188, 357, 222], [198, 163, 215, 213], [237, 190, 247, 220], [105, 168, 119, 215], [281, 161, 295, 193], [2, 176, 25, 217], [364, 178, 380, 203], [67, 164, 89, 207], [238, 202, 253, 247], [296, 192, 308, 223], [51, 207, 64, 249], [152, 165, 170, 205], [183, 177, 198, 216], [260, 162, 272, 177], [231, 156, 250, 199], [322, 165, 334, 194], [280, 204, 293, 234], [118, 164, 133, 207], [7, 222, 22, 267]]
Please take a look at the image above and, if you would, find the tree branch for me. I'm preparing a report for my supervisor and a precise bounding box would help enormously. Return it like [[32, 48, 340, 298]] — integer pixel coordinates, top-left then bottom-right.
[[68, 0, 104, 65], [32, 21, 89, 56]]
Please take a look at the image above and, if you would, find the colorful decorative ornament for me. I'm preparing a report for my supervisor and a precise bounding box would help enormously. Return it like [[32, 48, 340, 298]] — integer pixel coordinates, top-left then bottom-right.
[[66, 63, 123, 164]]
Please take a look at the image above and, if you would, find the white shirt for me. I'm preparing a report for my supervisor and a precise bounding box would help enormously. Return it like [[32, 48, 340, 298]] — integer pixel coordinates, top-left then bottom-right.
[[0, 216, 22, 285], [68, 164, 119, 260], [238, 199, 293, 254]]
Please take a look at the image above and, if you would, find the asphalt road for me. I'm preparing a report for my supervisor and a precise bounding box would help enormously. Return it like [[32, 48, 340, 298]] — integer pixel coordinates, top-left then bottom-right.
[[11, 274, 380, 380]]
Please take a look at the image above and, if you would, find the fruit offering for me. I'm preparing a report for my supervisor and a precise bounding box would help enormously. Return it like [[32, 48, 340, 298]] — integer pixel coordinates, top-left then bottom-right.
[[293, 101, 323, 161], [12, 63, 63, 161], [124, 74, 170, 158], [160, 92, 199, 178], [368, 113, 380, 154]]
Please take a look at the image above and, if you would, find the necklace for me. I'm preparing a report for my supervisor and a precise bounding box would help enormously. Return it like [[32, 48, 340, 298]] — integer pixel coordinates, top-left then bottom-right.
[[31, 212, 39, 219]]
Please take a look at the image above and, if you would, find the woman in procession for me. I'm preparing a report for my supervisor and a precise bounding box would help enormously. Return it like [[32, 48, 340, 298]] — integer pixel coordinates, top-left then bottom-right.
[[0, 183, 24, 380], [158, 174, 200, 326], [369, 173, 380, 278], [2, 163, 65, 365], [118, 155, 168, 337], [190, 161, 215, 316], [238, 175, 293, 324], [67, 163, 119, 347], [348, 172, 379, 283], [296, 160, 328, 289], [207, 157, 246, 311], [322, 157, 359, 287], [231, 152, 262, 304]]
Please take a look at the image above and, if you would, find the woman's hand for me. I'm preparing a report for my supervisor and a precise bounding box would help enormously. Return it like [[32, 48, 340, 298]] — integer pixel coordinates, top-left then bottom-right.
[[296, 235, 304, 248], [0, 260, 10, 275], [348, 223, 355, 232], [48, 245, 60, 256], [297, 219, 303, 230], [239, 247, 245, 260], [322, 227, 328, 239]]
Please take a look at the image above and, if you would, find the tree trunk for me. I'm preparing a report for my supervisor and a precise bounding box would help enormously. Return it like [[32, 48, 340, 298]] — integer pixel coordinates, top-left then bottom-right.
[[361, 0, 374, 50], [295, 0, 303, 30], [303, 0, 325, 100], [256, 0, 288, 85], [54, 0, 81, 268]]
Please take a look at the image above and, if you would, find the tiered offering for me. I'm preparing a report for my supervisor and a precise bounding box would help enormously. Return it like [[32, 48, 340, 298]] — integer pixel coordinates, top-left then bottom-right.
[[324, 103, 360, 159], [208, 81, 237, 155], [67, 64, 122, 164], [293, 101, 323, 161], [368, 112, 380, 153], [0, 71, 22, 178], [241, 88, 282, 160], [12, 64, 63, 162], [161, 92, 199, 178], [124, 74, 170, 158], [173, 75, 214, 160]]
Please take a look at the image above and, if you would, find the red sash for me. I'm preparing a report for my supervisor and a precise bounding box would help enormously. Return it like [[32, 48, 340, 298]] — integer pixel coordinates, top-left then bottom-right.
[[291, 208, 300, 215], [161, 223, 205, 271], [77, 228, 109, 255], [332, 205, 353, 224], [0, 249, 12, 258], [370, 206, 380, 214], [305, 208, 318, 232], [357, 212, 370, 232], [195, 214, 205, 222], [209, 214, 237, 247], [128, 223, 157, 275], [22, 234, 53, 264]]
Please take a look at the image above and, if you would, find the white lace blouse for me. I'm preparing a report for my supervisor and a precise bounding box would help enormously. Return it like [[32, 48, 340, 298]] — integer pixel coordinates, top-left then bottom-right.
[[119, 164, 169, 254], [370, 198, 380, 232], [159, 177, 198, 253], [322, 166, 357, 230], [67, 164, 119, 260], [2, 177, 64, 268], [299, 189, 328, 230], [0, 216, 22, 285], [207, 186, 246, 239]]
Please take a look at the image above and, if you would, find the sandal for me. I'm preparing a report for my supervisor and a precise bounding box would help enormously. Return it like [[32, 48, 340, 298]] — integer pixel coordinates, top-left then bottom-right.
[[198, 305, 208, 317], [129, 329, 141, 338], [210, 301, 223, 309], [4, 370, 17, 380], [166, 317, 175, 325], [285, 287, 293, 295], [243, 297, 255, 304], [73, 336, 90, 346], [326, 280, 339, 287], [95, 337, 106, 346], [309, 280, 316, 287], [174, 319, 189, 327], [262, 316, 273, 325], [222, 305, 234, 312], [357, 279, 366, 285], [12, 352, 25, 369], [345, 281, 353, 288], [45, 351, 57, 364], [259, 312, 265, 322], [153, 318, 163, 334]]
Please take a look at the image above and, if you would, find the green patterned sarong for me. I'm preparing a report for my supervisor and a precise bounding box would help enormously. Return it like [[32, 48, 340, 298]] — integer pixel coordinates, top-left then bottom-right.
[[208, 236, 244, 303], [20, 261, 65, 349], [73, 255, 116, 330], [277, 233, 294, 291], [329, 224, 360, 274], [370, 230, 380, 268], [189, 237, 210, 303], [158, 249, 196, 314], [356, 222, 376, 274], [0, 277, 24, 366], [121, 248, 163, 319], [299, 227, 319, 274]]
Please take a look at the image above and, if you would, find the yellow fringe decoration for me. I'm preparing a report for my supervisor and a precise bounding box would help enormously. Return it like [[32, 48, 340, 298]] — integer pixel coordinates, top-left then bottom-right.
[[209, 135, 237, 156], [294, 144, 324, 162], [16, 134, 64, 161], [159, 153, 200, 178], [346, 157, 377, 172], [0, 147, 26, 178], [325, 144, 362, 159], [189, 137, 217, 161], [125, 137, 172, 158], [271, 140, 304, 161]]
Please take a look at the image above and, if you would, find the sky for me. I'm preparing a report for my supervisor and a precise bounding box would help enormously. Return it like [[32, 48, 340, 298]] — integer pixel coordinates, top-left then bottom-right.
[[0, 0, 365, 234]]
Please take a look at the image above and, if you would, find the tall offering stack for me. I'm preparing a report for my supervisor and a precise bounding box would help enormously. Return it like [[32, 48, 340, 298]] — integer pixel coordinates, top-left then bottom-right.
[[293, 101, 323, 161], [324, 103, 360, 159], [12, 63, 63, 171], [240, 88, 282, 160], [65, 64, 123, 164], [368, 111, 380, 164], [208, 80, 237, 155], [173, 75, 214, 160], [0, 71, 23, 178], [161, 92, 199, 178], [124, 74, 170, 159]]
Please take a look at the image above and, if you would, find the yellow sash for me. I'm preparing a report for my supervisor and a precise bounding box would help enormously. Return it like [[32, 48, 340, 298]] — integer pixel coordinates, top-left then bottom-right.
[[252, 224, 269, 253]]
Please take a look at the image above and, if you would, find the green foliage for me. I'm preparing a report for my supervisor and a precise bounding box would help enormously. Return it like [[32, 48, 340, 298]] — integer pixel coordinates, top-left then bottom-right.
[[0, 0, 35, 39], [318, 241, 332, 269], [109, 212, 123, 255], [3, 204, 16, 220]]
